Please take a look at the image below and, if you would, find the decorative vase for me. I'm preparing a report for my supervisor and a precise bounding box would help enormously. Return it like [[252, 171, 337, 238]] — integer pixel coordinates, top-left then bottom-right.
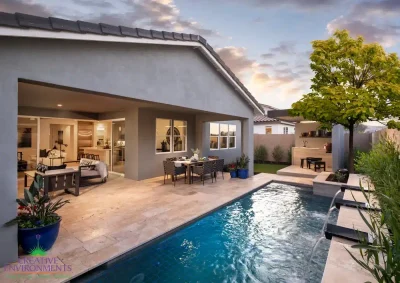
[[230, 171, 237, 178], [194, 154, 199, 160], [18, 218, 61, 254], [237, 169, 249, 179]]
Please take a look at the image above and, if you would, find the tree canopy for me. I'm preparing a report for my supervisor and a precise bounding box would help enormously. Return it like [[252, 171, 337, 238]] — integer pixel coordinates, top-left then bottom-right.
[[291, 30, 400, 130], [290, 30, 400, 172]]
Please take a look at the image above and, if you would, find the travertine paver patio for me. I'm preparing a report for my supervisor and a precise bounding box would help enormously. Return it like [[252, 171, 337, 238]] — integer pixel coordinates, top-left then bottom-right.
[[3, 173, 312, 282]]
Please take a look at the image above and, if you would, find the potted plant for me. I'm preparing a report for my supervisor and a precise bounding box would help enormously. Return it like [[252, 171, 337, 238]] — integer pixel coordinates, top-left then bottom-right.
[[191, 148, 200, 160], [237, 154, 250, 179], [6, 175, 69, 254], [228, 162, 237, 178]]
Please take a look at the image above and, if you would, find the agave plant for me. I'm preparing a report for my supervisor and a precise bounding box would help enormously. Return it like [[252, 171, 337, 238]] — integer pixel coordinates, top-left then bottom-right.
[[6, 175, 69, 229]]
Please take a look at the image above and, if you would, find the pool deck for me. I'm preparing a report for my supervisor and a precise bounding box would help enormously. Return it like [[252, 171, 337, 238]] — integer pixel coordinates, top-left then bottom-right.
[[3, 173, 312, 283]]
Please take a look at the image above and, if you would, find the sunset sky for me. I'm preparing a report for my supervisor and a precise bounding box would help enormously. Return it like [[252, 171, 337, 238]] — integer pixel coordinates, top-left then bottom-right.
[[2, 0, 400, 109]]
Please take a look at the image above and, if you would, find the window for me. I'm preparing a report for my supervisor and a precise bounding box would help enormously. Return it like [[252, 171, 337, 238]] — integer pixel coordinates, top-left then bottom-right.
[[220, 124, 228, 149], [210, 123, 236, 150], [283, 127, 288, 134], [210, 123, 219, 149], [173, 120, 187, 152], [156, 119, 187, 153], [265, 126, 272, 134]]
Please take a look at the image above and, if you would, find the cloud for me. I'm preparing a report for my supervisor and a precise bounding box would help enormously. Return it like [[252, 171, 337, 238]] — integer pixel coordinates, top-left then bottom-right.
[[216, 46, 259, 76], [270, 41, 296, 54], [351, 0, 400, 18], [252, 72, 270, 84], [326, 0, 400, 48], [0, 0, 219, 37], [261, 53, 275, 59], [231, 0, 340, 10], [260, 63, 273, 68], [0, 0, 51, 17], [327, 15, 400, 47], [276, 61, 289, 67]]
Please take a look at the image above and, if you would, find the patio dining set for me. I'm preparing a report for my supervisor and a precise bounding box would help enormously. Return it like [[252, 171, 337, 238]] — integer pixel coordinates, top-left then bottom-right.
[[163, 156, 224, 186], [300, 157, 326, 172]]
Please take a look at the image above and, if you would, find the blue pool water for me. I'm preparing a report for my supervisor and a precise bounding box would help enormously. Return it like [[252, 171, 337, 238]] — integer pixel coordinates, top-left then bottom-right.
[[81, 183, 337, 283]]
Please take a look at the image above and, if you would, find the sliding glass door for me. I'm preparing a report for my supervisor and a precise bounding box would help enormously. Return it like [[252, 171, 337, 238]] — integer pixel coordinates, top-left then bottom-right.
[[112, 120, 125, 174]]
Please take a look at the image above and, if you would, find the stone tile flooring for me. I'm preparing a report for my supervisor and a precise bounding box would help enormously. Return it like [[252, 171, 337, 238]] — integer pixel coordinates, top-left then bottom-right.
[[2, 173, 313, 283]]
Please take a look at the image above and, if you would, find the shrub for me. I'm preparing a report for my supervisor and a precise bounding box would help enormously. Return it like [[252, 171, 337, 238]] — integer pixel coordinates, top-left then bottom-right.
[[355, 137, 400, 206], [272, 145, 284, 163], [347, 187, 400, 282], [349, 137, 400, 281], [254, 145, 268, 163]]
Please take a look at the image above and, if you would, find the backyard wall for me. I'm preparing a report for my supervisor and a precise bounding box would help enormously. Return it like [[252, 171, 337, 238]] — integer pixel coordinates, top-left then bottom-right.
[[372, 128, 400, 146], [254, 134, 295, 162], [295, 122, 331, 148]]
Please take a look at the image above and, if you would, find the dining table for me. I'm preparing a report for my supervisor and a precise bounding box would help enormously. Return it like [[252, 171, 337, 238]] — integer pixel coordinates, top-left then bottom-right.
[[174, 159, 216, 184]]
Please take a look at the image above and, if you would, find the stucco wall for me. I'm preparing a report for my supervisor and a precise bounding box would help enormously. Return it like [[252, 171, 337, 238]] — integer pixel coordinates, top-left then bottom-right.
[[137, 109, 196, 180], [254, 123, 294, 135], [254, 134, 295, 162]]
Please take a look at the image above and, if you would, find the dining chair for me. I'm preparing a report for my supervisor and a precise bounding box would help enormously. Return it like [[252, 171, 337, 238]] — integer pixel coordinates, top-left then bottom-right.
[[214, 159, 224, 181], [191, 160, 215, 185], [163, 160, 186, 186]]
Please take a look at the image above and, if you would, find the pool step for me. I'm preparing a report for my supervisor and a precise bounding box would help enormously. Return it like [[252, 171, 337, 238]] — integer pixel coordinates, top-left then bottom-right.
[[324, 223, 372, 244], [334, 199, 381, 212]]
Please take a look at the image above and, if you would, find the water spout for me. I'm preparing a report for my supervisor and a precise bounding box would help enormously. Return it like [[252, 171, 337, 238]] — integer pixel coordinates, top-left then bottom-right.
[[305, 236, 325, 279], [328, 189, 342, 211], [321, 206, 337, 235]]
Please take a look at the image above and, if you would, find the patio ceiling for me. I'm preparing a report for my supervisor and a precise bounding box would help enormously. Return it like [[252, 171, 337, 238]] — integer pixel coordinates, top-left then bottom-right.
[[18, 80, 239, 121]]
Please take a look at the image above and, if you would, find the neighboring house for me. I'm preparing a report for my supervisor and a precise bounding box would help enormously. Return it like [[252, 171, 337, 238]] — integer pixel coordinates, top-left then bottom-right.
[[254, 104, 295, 134], [0, 12, 264, 266]]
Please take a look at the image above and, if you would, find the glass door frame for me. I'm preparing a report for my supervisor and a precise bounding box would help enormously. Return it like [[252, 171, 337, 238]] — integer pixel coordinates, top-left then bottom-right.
[[110, 118, 125, 176]]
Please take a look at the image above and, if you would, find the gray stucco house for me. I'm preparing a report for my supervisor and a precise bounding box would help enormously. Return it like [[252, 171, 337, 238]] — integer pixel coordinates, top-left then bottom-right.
[[0, 12, 263, 266]]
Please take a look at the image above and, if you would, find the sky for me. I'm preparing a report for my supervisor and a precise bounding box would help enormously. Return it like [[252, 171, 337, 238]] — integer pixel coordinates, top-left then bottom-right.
[[2, 0, 400, 109]]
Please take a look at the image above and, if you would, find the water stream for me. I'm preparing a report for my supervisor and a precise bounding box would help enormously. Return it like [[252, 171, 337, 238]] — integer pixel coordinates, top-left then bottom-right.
[[305, 189, 342, 280]]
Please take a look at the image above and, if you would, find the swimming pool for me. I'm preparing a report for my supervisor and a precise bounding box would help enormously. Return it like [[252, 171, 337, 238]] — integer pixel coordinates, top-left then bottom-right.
[[77, 183, 337, 283]]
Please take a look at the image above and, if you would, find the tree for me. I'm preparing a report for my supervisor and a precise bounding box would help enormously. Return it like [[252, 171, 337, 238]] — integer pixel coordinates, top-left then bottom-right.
[[290, 30, 400, 172]]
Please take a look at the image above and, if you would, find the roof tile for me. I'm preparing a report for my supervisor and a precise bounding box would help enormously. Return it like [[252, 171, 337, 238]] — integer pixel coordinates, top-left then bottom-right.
[[182, 33, 191, 41], [162, 31, 174, 40], [16, 13, 52, 30], [137, 28, 152, 39], [100, 23, 122, 36], [78, 21, 102, 34], [172, 32, 183, 40], [0, 12, 19, 28], [190, 34, 199, 41], [198, 35, 206, 45], [50, 17, 80, 33], [254, 115, 278, 123], [151, 30, 164, 40], [120, 26, 139, 37]]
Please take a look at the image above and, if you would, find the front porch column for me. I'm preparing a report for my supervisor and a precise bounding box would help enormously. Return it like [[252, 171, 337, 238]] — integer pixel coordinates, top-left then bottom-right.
[[0, 77, 18, 266], [241, 118, 254, 176]]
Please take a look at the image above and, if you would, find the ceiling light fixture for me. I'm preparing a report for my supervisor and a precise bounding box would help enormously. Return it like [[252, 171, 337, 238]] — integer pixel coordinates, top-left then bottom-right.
[[57, 104, 62, 107]]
